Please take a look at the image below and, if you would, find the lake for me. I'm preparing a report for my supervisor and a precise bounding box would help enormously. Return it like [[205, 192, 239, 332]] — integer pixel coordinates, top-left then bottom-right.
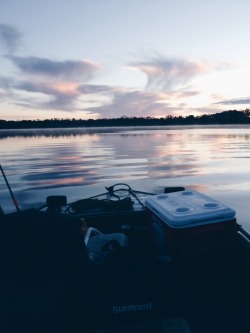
[[1, 125, 250, 230]]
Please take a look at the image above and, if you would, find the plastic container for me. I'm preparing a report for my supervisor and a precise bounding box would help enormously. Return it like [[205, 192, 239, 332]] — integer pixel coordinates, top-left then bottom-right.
[[145, 190, 237, 257]]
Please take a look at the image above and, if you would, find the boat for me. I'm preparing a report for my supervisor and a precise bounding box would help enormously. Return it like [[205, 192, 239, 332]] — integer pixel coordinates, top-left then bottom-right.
[[1, 177, 250, 333]]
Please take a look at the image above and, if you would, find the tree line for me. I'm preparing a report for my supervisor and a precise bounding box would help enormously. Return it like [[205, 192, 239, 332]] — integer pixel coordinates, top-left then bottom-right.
[[1, 109, 250, 129]]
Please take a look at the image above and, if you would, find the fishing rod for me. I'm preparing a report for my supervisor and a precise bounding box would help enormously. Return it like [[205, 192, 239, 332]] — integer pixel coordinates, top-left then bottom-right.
[[0, 164, 20, 212]]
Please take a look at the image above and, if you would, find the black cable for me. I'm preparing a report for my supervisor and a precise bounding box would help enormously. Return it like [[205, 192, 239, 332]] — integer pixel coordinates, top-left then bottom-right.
[[64, 183, 153, 215]]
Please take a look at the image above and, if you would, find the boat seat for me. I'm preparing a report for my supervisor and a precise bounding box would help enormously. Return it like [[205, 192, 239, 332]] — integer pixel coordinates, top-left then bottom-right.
[[84, 227, 128, 261]]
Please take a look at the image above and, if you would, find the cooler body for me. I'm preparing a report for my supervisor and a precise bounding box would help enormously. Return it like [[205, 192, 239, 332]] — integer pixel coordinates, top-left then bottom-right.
[[145, 190, 237, 257]]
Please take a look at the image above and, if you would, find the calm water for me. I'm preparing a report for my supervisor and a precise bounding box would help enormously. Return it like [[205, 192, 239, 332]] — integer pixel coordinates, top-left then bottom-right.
[[1, 125, 250, 229]]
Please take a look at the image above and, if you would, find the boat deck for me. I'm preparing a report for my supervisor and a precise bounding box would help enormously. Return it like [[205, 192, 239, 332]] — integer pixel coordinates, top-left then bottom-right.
[[1, 186, 250, 332]]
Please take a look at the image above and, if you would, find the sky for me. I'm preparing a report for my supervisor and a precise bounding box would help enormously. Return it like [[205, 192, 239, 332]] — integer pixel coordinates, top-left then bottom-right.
[[1, 0, 250, 120]]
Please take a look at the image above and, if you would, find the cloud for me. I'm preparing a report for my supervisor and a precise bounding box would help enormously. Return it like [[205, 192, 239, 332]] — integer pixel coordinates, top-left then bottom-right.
[[0, 76, 14, 89], [15, 80, 77, 96], [172, 90, 200, 99], [0, 24, 21, 54], [10, 80, 80, 110], [7, 56, 101, 81], [1, 50, 225, 118], [85, 85, 219, 118], [86, 88, 173, 118], [0, 68, 203, 117], [216, 97, 250, 105], [0, 23, 235, 120], [78, 84, 112, 94], [11, 79, 115, 111], [1, 56, 104, 112], [128, 56, 220, 91]]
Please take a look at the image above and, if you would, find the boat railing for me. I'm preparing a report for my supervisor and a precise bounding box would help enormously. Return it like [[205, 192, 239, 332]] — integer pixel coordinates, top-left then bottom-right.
[[237, 224, 250, 247]]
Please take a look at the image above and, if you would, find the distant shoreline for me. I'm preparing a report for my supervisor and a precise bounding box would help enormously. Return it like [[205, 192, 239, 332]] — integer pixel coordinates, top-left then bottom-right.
[[1, 109, 250, 129], [1, 124, 250, 138]]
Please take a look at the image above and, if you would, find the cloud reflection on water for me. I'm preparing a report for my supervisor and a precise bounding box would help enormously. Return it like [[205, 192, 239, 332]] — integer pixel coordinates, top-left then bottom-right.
[[1, 126, 250, 229], [1, 126, 250, 194]]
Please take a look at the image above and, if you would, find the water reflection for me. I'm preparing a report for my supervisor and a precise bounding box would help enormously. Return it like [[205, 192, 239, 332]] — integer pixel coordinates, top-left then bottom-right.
[[1, 126, 250, 228], [1, 126, 250, 191]]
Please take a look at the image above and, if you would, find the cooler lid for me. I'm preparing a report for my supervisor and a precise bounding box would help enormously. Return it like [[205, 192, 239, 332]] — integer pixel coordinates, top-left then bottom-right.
[[145, 190, 236, 227]]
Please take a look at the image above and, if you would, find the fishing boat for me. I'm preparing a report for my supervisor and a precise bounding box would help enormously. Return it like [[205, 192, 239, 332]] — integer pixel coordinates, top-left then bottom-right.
[[1, 171, 250, 332]]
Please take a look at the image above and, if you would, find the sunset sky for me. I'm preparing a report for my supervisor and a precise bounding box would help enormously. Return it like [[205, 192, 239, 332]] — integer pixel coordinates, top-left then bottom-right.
[[1, 0, 250, 120]]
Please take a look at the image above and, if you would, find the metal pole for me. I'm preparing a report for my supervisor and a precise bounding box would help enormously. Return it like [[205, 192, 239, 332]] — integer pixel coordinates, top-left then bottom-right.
[[0, 164, 20, 212]]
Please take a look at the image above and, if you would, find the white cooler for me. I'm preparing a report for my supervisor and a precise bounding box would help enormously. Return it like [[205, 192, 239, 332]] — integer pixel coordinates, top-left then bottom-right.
[[145, 190, 237, 257]]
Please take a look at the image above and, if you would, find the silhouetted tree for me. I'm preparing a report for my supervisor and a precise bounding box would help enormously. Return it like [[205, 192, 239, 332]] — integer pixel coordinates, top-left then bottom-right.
[[1, 110, 250, 129]]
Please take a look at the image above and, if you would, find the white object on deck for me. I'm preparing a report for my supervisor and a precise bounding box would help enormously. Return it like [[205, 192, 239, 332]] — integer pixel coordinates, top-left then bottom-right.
[[145, 190, 236, 227], [84, 227, 128, 259]]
